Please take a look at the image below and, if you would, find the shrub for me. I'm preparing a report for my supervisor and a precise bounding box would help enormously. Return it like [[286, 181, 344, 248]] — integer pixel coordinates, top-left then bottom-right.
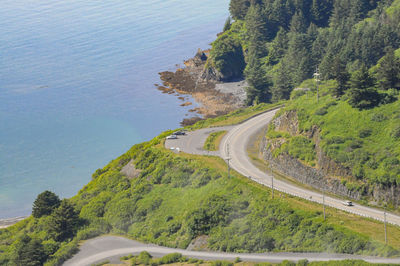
[[211, 260, 234, 266], [358, 128, 372, 138], [370, 113, 387, 122], [137, 251, 152, 265], [391, 125, 400, 139], [315, 107, 328, 116], [158, 253, 183, 264]]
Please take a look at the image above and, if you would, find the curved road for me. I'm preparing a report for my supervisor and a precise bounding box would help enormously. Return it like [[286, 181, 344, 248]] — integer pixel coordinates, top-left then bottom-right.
[[219, 109, 400, 226], [64, 236, 400, 266], [166, 109, 400, 226], [65, 109, 400, 265]]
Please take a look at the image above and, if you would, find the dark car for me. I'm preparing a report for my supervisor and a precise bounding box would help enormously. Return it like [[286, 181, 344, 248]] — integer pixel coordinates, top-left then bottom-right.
[[173, 131, 186, 135]]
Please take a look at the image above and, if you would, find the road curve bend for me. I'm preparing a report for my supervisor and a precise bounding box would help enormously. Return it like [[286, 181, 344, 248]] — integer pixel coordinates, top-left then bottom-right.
[[64, 236, 400, 266], [219, 109, 400, 226]]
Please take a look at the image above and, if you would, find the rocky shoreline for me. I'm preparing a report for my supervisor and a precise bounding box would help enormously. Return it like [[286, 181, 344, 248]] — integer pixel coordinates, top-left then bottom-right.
[[157, 49, 247, 125]]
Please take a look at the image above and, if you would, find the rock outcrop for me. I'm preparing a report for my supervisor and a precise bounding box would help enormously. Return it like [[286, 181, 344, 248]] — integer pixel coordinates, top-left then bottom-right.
[[261, 111, 400, 207]]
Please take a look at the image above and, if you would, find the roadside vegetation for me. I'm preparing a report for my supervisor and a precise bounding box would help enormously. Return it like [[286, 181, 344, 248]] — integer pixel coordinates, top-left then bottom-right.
[[117, 252, 395, 266], [1, 109, 399, 265], [203, 131, 227, 151]]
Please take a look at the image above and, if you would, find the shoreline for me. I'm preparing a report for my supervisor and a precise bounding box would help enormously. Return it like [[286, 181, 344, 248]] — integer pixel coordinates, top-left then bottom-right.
[[158, 49, 247, 125], [0, 216, 28, 229]]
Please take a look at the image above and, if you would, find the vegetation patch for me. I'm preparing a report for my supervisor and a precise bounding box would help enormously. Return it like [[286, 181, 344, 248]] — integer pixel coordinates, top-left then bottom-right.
[[1, 103, 399, 265], [204, 131, 227, 151]]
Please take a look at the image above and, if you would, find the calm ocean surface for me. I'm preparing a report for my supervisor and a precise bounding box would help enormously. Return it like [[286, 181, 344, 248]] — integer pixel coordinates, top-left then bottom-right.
[[0, 0, 229, 218]]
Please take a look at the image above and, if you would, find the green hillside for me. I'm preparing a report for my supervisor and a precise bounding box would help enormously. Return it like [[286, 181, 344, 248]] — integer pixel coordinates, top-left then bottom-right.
[[2, 1, 400, 265], [1, 105, 399, 265]]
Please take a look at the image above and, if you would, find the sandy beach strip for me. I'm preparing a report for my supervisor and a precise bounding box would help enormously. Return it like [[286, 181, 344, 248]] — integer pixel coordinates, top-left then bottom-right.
[[0, 216, 27, 229]]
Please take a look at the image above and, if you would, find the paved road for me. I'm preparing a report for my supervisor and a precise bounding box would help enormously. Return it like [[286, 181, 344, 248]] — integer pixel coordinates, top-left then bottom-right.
[[165, 126, 233, 156], [64, 236, 400, 266], [219, 109, 400, 226], [167, 109, 400, 225]]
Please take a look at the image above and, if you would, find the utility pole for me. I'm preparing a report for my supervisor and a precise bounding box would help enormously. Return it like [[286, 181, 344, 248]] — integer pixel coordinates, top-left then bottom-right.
[[313, 67, 320, 103], [322, 190, 326, 221], [384, 206, 388, 245], [226, 143, 231, 179], [271, 175, 274, 199]]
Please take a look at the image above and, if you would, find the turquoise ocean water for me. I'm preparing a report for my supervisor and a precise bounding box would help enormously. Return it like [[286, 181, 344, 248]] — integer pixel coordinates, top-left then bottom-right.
[[0, 0, 229, 218]]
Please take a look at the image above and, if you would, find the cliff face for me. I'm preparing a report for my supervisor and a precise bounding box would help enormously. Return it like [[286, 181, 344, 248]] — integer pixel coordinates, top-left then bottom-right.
[[261, 111, 400, 206]]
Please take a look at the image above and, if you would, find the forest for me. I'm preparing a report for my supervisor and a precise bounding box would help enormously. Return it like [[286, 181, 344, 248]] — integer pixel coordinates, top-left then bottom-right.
[[208, 0, 400, 106]]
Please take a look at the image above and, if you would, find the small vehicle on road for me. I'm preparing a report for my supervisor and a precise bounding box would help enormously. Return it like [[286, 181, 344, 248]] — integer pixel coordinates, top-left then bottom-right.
[[166, 135, 178, 140], [343, 200, 353, 206], [173, 131, 186, 135]]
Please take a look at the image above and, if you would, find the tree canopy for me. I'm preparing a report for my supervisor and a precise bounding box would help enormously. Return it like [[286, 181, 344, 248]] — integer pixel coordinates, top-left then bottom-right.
[[32, 190, 61, 218]]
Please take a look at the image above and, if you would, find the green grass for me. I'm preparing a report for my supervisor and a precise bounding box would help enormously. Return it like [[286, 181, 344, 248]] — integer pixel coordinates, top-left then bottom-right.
[[267, 80, 400, 199], [204, 131, 227, 151], [1, 101, 400, 266]]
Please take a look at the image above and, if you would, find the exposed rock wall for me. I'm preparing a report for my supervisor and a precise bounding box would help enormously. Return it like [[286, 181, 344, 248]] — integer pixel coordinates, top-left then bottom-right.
[[262, 111, 400, 207], [262, 111, 362, 200], [261, 137, 362, 199]]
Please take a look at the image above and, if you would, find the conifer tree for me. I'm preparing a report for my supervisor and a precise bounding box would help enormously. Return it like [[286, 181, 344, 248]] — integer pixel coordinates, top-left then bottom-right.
[[331, 56, 350, 97], [290, 10, 308, 33], [12, 236, 47, 266], [48, 199, 80, 242], [32, 190, 61, 218], [347, 65, 380, 109], [244, 2, 272, 104], [272, 61, 293, 101], [377, 47, 400, 90], [229, 0, 251, 20], [223, 17, 232, 32]]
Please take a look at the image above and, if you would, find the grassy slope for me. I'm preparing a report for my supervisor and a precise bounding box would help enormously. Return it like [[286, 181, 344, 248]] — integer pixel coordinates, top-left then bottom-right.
[[1, 103, 399, 266], [267, 80, 400, 203]]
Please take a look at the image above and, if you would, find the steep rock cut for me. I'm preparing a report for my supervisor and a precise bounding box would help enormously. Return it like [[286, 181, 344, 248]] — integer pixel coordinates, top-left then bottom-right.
[[261, 111, 400, 207]]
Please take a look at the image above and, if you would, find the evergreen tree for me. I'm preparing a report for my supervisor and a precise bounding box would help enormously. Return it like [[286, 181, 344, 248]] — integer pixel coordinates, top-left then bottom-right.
[[348, 64, 375, 90], [245, 3, 269, 49], [245, 52, 272, 105], [32, 190, 61, 218], [377, 47, 400, 90], [244, 2, 272, 104], [229, 0, 251, 20], [290, 10, 308, 33], [12, 236, 47, 266], [223, 17, 232, 32], [331, 56, 350, 97], [48, 199, 80, 242], [311, 0, 333, 27], [267, 27, 289, 65], [272, 61, 293, 101], [347, 65, 380, 109]]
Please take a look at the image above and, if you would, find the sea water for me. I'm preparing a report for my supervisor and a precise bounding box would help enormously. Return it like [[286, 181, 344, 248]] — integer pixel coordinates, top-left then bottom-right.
[[0, 0, 229, 218]]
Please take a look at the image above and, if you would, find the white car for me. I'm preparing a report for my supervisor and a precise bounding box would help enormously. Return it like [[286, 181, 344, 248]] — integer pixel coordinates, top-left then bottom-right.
[[166, 135, 177, 140], [343, 201, 353, 206]]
